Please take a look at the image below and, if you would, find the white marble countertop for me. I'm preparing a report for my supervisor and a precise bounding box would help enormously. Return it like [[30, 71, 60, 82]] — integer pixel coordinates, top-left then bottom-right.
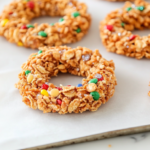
[[46, 132, 150, 150]]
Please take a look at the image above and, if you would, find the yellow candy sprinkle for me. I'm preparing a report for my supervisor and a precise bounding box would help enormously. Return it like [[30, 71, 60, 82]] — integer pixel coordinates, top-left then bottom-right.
[[27, 73, 34, 83], [18, 42, 23, 46], [41, 89, 49, 96], [23, 0, 27, 3], [50, 89, 59, 97], [1, 19, 9, 27]]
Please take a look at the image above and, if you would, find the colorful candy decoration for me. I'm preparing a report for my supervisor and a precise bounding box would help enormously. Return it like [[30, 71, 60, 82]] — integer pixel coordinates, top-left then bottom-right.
[[38, 50, 42, 54], [41, 89, 49, 96], [56, 87, 62, 91], [77, 84, 82, 87], [126, 7, 132, 11], [27, 1, 34, 9], [90, 91, 100, 101], [76, 28, 81, 33], [136, 6, 145, 11], [25, 70, 31, 75], [50, 89, 59, 97], [27, 24, 34, 28], [9, 12, 13, 15], [72, 12, 80, 17], [1, 19, 9, 27], [88, 78, 98, 84], [121, 22, 125, 27], [88, 77, 101, 100], [38, 31, 47, 37], [17, 41, 23, 46], [129, 35, 136, 41], [98, 76, 104, 81], [21, 25, 27, 29], [41, 84, 49, 90], [105, 25, 113, 31], [59, 18, 64, 22], [95, 74, 104, 81], [57, 99, 62, 105]]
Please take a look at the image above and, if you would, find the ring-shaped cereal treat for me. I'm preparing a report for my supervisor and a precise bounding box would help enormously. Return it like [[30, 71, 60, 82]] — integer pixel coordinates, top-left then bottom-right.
[[15, 46, 117, 114], [100, 0, 150, 59], [0, 0, 91, 49]]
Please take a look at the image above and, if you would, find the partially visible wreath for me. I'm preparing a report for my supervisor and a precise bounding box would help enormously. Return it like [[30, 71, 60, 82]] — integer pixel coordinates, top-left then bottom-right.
[[0, 0, 91, 49], [100, 0, 150, 59]]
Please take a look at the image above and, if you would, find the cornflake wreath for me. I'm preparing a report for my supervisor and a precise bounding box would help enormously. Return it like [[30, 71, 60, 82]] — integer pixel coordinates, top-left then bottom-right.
[[15, 46, 117, 114], [100, 0, 150, 59], [0, 0, 91, 49]]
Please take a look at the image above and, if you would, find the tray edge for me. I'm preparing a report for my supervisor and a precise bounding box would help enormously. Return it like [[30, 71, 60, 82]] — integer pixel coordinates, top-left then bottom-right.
[[24, 124, 150, 150]]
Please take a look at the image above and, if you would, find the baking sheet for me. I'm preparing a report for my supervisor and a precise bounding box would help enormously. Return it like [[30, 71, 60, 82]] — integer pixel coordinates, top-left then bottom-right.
[[0, 0, 150, 150]]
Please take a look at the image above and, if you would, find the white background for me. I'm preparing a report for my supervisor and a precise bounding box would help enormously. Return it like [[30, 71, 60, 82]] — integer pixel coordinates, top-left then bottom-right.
[[0, 0, 150, 149]]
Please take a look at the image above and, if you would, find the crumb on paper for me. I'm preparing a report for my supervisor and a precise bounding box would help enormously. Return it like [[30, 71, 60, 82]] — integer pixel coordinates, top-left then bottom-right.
[[108, 144, 112, 148]]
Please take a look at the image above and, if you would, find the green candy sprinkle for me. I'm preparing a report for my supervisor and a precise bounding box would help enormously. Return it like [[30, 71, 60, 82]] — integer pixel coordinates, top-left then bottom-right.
[[72, 11, 80, 18], [38, 31, 47, 37], [59, 18, 64, 22], [136, 6, 145, 11], [126, 7, 132, 11], [25, 70, 31, 75], [90, 91, 100, 101], [27, 24, 34, 28], [38, 50, 42, 54], [50, 23, 55, 26], [121, 22, 125, 27], [89, 78, 98, 84], [76, 28, 81, 33]]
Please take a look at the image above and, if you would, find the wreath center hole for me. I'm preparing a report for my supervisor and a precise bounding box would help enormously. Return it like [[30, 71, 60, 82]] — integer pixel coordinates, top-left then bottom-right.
[[49, 73, 84, 87], [132, 29, 150, 37], [31, 16, 62, 25]]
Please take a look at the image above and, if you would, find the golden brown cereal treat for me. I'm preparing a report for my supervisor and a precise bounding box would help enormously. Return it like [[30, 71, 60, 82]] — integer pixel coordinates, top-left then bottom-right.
[[15, 46, 117, 114], [100, 0, 150, 59], [0, 0, 91, 49]]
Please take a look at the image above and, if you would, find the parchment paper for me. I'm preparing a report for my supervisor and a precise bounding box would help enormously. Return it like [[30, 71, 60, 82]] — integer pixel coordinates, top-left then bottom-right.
[[0, 0, 150, 150]]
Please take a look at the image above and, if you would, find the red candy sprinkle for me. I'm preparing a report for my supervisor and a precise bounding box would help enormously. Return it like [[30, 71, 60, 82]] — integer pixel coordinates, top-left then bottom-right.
[[57, 99, 62, 105], [9, 12, 13, 15], [21, 25, 27, 29], [56, 87, 62, 91], [98, 76, 104, 81], [27, 1, 34, 9], [105, 25, 113, 31], [129, 35, 136, 41], [41, 84, 49, 90]]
